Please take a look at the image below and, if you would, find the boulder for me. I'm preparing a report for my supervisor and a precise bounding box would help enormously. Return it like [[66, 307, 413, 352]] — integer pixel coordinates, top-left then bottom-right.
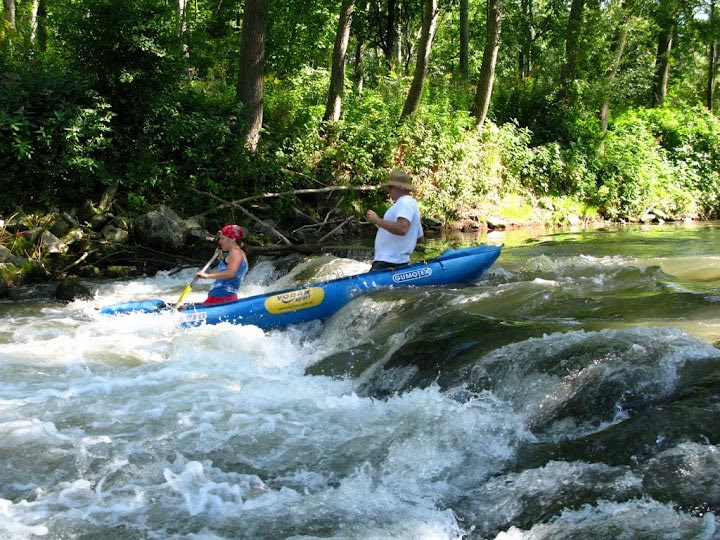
[[77, 199, 98, 223], [55, 277, 93, 302], [102, 224, 130, 244], [0, 262, 17, 293], [23, 260, 50, 282], [47, 212, 71, 238], [566, 214, 583, 226], [98, 181, 119, 213], [24, 226, 43, 244], [184, 216, 213, 246], [39, 230, 67, 254], [486, 217, 507, 230], [89, 212, 112, 230], [131, 205, 186, 251], [77, 198, 112, 230], [46, 211, 80, 237], [0, 246, 26, 265]]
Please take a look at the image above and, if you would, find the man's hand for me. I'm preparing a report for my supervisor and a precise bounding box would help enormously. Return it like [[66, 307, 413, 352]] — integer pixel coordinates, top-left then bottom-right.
[[367, 210, 410, 235], [366, 209, 379, 224]]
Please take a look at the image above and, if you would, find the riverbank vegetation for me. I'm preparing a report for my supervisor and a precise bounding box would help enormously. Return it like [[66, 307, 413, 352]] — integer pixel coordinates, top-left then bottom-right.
[[1, 0, 720, 290]]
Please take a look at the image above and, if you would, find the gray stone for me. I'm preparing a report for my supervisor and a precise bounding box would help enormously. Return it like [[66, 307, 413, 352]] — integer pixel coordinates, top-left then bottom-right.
[[55, 278, 93, 302], [102, 225, 130, 244], [48, 212, 72, 238], [40, 230, 67, 254], [24, 227, 43, 243], [486, 217, 507, 230], [132, 205, 186, 251], [184, 216, 213, 244]]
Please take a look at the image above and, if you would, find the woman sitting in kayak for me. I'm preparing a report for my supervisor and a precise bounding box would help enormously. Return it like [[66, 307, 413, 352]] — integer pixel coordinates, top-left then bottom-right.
[[196, 224, 248, 305]]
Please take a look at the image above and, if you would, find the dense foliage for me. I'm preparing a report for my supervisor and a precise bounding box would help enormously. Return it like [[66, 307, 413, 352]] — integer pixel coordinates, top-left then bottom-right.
[[1, 0, 719, 229]]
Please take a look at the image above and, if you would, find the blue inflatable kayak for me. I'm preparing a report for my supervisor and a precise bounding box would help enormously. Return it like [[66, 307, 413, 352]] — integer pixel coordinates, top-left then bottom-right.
[[100, 244, 502, 330]]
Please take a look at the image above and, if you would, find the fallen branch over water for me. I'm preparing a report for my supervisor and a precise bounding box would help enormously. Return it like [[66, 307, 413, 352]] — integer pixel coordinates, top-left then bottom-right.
[[192, 184, 378, 218], [190, 185, 371, 253]]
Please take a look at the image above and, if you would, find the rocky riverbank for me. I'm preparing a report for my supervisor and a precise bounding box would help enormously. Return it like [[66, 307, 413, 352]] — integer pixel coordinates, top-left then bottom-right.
[[0, 202, 380, 302], [0, 203, 206, 300]]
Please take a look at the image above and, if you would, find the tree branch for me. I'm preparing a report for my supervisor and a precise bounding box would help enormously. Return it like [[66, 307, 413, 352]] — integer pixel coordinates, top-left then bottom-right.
[[192, 187, 296, 247], [192, 184, 379, 218], [53, 250, 94, 279], [318, 216, 354, 243]]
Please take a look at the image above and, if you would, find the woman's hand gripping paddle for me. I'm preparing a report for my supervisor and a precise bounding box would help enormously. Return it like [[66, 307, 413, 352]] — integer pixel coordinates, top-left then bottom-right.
[[175, 249, 221, 309]]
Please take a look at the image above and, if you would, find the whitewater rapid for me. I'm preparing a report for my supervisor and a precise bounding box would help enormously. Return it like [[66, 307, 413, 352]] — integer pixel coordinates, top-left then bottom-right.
[[2, 226, 720, 539]]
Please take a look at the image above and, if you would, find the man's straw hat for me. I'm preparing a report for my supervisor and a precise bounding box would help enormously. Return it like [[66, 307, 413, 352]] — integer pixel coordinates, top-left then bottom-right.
[[384, 170, 414, 191]]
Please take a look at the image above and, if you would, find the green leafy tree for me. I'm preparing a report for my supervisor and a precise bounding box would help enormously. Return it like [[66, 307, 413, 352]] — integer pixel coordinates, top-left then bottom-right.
[[54, 0, 183, 120]]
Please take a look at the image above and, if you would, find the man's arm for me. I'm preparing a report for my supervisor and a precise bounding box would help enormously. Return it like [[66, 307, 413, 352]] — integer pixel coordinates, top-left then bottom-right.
[[366, 210, 410, 235]]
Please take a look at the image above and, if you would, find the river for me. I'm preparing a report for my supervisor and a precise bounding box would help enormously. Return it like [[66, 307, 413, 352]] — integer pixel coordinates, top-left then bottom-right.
[[1, 222, 719, 539]]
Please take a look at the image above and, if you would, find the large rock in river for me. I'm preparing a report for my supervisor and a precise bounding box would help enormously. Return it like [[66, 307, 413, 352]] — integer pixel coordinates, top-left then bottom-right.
[[55, 277, 93, 302]]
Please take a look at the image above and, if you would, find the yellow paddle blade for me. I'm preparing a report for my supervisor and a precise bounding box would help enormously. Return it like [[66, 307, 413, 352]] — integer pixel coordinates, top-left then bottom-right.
[[175, 284, 192, 307], [173, 249, 220, 309]]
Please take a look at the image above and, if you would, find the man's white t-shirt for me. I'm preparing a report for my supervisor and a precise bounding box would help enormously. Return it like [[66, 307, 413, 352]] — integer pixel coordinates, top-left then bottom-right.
[[373, 195, 423, 264]]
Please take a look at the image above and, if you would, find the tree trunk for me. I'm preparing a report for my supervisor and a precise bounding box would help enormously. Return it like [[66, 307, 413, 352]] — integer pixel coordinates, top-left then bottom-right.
[[3, 0, 15, 29], [353, 0, 370, 93], [177, 0, 188, 37], [35, 0, 47, 52], [709, 42, 718, 112], [323, 0, 356, 123], [518, 0, 532, 78], [471, 0, 501, 127], [177, 0, 190, 61], [236, 0, 270, 152], [600, 14, 629, 136], [385, 0, 397, 68], [652, 0, 677, 107], [400, 0, 439, 120], [559, 0, 585, 91], [460, 0, 469, 77], [707, 0, 717, 111], [354, 38, 365, 93], [396, 0, 403, 68], [653, 31, 673, 107]]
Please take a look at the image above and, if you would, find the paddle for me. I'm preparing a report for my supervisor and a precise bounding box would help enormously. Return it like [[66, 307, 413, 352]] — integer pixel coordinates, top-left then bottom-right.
[[175, 249, 221, 309]]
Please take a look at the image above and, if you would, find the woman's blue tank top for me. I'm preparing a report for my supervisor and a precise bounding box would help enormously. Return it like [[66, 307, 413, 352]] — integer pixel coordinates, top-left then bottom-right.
[[208, 255, 248, 298]]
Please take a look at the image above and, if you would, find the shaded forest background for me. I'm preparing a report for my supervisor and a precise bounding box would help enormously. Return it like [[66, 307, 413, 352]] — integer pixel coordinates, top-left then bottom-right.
[[2, 0, 720, 237]]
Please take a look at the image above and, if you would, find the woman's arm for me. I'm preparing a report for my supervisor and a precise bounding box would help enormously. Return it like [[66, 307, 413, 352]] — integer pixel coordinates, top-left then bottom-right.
[[197, 250, 244, 280]]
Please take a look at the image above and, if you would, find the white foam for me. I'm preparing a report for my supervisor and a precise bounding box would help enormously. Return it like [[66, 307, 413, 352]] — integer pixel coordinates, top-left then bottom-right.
[[2, 250, 718, 539], [0, 499, 49, 538]]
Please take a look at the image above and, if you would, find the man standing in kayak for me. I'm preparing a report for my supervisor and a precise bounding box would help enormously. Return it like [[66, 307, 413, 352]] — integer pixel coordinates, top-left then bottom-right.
[[196, 224, 249, 304], [366, 170, 424, 271]]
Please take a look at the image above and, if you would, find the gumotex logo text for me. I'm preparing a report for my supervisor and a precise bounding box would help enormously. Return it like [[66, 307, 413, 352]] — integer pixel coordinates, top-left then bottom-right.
[[392, 267, 432, 283]]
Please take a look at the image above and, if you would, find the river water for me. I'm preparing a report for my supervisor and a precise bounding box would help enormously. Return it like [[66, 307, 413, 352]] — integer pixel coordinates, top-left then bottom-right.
[[1, 222, 720, 540]]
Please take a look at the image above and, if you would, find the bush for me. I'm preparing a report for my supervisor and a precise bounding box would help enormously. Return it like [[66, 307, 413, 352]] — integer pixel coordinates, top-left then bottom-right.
[[492, 79, 599, 148], [635, 106, 720, 218], [0, 58, 114, 211], [593, 110, 697, 220]]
